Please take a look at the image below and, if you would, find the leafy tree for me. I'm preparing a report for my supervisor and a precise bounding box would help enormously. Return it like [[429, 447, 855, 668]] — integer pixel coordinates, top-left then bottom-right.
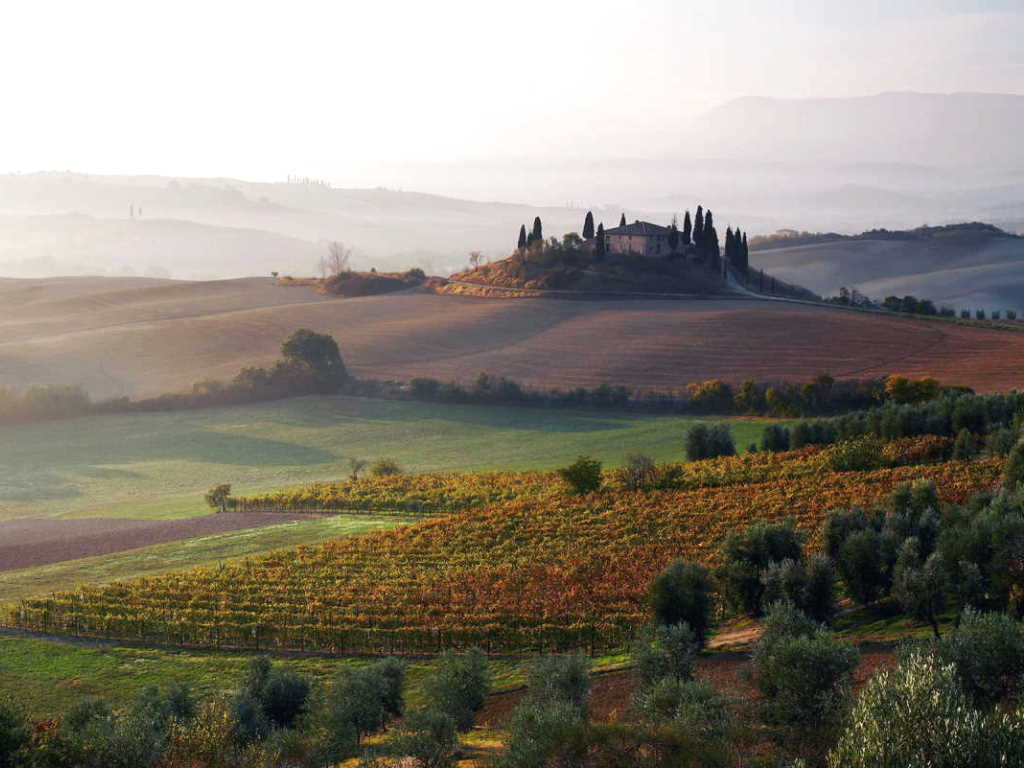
[[632, 678, 734, 742], [892, 539, 947, 638], [582, 211, 595, 240], [632, 622, 699, 686], [934, 608, 1024, 708], [952, 427, 978, 460], [391, 708, 458, 768], [281, 328, 348, 388], [718, 520, 805, 615], [205, 483, 232, 512], [760, 423, 790, 452], [684, 422, 735, 462], [0, 699, 29, 768], [762, 555, 836, 623], [557, 456, 602, 494], [649, 560, 714, 645], [1004, 440, 1024, 488], [370, 456, 403, 476], [525, 654, 592, 714], [499, 698, 586, 768], [233, 657, 310, 733], [422, 649, 490, 732], [837, 528, 890, 605], [828, 651, 1024, 768], [752, 603, 858, 758]]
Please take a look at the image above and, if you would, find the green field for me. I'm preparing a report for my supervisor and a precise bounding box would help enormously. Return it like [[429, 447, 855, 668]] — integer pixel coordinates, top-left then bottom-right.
[[1, 395, 777, 520], [0, 632, 629, 719], [0, 515, 416, 602]]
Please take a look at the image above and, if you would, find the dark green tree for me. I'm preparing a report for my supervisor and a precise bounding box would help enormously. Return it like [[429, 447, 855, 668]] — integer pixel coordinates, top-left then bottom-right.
[[693, 206, 704, 247], [517, 224, 527, 250], [619, 212, 627, 227], [281, 329, 348, 386], [595, 222, 606, 259], [531, 217, 543, 243], [649, 560, 714, 645], [667, 215, 680, 250], [582, 211, 595, 240], [682, 210, 692, 245]]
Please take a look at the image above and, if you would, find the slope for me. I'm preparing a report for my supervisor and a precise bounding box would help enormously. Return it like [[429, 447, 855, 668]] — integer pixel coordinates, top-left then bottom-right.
[[2, 277, 1024, 398]]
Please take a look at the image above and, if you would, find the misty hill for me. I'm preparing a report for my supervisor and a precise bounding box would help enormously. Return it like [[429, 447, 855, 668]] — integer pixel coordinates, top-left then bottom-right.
[[749, 223, 1024, 312], [0, 173, 632, 279]]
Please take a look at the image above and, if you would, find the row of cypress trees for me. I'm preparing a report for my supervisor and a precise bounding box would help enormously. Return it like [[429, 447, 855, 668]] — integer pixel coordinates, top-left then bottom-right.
[[512, 207, 751, 277]]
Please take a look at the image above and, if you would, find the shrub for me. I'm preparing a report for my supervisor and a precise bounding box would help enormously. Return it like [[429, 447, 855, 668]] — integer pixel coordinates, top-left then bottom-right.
[[649, 560, 714, 645], [422, 649, 490, 732], [684, 423, 735, 461], [985, 427, 1018, 457], [205, 484, 232, 512], [826, 437, 886, 471], [952, 427, 978, 460], [525, 654, 592, 714], [836, 528, 890, 605], [934, 608, 1024, 708], [233, 657, 310, 733], [370, 457, 403, 476], [632, 678, 734, 742], [718, 520, 805, 616], [752, 604, 858, 757], [760, 423, 790, 452], [1004, 440, 1024, 489], [891, 539, 948, 638], [762, 555, 836, 623], [556, 456, 602, 494], [499, 698, 586, 768], [620, 453, 657, 491], [0, 699, 29, 768], [789, 421, 813, 448], [390, 708, 458, 768], [632, 623, 699, 687], [828, 651, 1024, 767]]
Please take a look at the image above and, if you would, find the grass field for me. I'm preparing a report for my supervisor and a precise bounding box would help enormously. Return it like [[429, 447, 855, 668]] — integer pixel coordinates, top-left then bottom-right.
[[0, 515, 414, 602], [0, 395, 776, 520], [0, 632, 629, 719]]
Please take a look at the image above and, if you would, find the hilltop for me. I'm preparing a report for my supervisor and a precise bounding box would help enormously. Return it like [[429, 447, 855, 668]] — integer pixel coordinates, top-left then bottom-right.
[[749, 222, 1024, 311]]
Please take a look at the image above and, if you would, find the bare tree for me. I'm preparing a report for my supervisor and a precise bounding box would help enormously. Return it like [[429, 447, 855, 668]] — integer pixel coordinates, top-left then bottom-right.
[[468, 250, 484, 269], [327, 241, 352, 275], [348, 457, 368, 481]]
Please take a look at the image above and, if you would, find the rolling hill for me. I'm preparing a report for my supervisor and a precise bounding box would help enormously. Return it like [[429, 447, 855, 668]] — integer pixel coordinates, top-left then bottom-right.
[[2, 276, 1024, 398], [749, 225, 1024, 311]]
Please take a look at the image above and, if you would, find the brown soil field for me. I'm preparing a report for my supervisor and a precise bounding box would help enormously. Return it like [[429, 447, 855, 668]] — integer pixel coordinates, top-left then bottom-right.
[[2, 276, 1023, 397], [0, 512, 311, 572], [476, 647, 897, 728]]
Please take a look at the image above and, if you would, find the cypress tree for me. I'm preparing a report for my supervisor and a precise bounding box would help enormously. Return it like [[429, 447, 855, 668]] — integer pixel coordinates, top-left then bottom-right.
[[532, 217, 543, 243], [742, 232, 750, 274], [668, 215, 680, 251], [582, 211, 595, 240], [725, 227, 735, 265], [708, 225, 721, 272], [682, 210, 692, 245], [619, 213, 627, 227], [517, 224, 527, 251], [595, 223, 606, 259], [693, 206, 705, 248]]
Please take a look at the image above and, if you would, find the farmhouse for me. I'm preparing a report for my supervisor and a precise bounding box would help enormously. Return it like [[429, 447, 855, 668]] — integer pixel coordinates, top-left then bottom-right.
[[603, 220, 672, 257]]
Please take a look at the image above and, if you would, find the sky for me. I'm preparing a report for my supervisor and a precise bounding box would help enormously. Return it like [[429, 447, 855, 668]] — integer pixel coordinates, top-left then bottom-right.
[[1, 0, 1022, 186]]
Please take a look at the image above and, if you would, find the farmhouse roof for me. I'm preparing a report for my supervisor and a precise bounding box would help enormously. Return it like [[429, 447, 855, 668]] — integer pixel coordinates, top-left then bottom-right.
[[603, 220, 670, 236]]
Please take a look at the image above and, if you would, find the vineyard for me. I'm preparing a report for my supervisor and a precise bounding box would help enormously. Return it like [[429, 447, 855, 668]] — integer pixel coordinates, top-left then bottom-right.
[[227, 435, 952, 515], [5, 442, 1000, 655]]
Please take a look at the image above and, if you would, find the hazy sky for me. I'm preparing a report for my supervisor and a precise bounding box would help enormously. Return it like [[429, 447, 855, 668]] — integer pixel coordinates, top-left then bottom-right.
[[2, 0, 1022, 185]]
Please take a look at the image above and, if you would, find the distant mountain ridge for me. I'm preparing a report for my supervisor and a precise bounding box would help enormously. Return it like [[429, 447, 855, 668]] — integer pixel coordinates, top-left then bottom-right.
[[684, 91, 1024, 168]]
